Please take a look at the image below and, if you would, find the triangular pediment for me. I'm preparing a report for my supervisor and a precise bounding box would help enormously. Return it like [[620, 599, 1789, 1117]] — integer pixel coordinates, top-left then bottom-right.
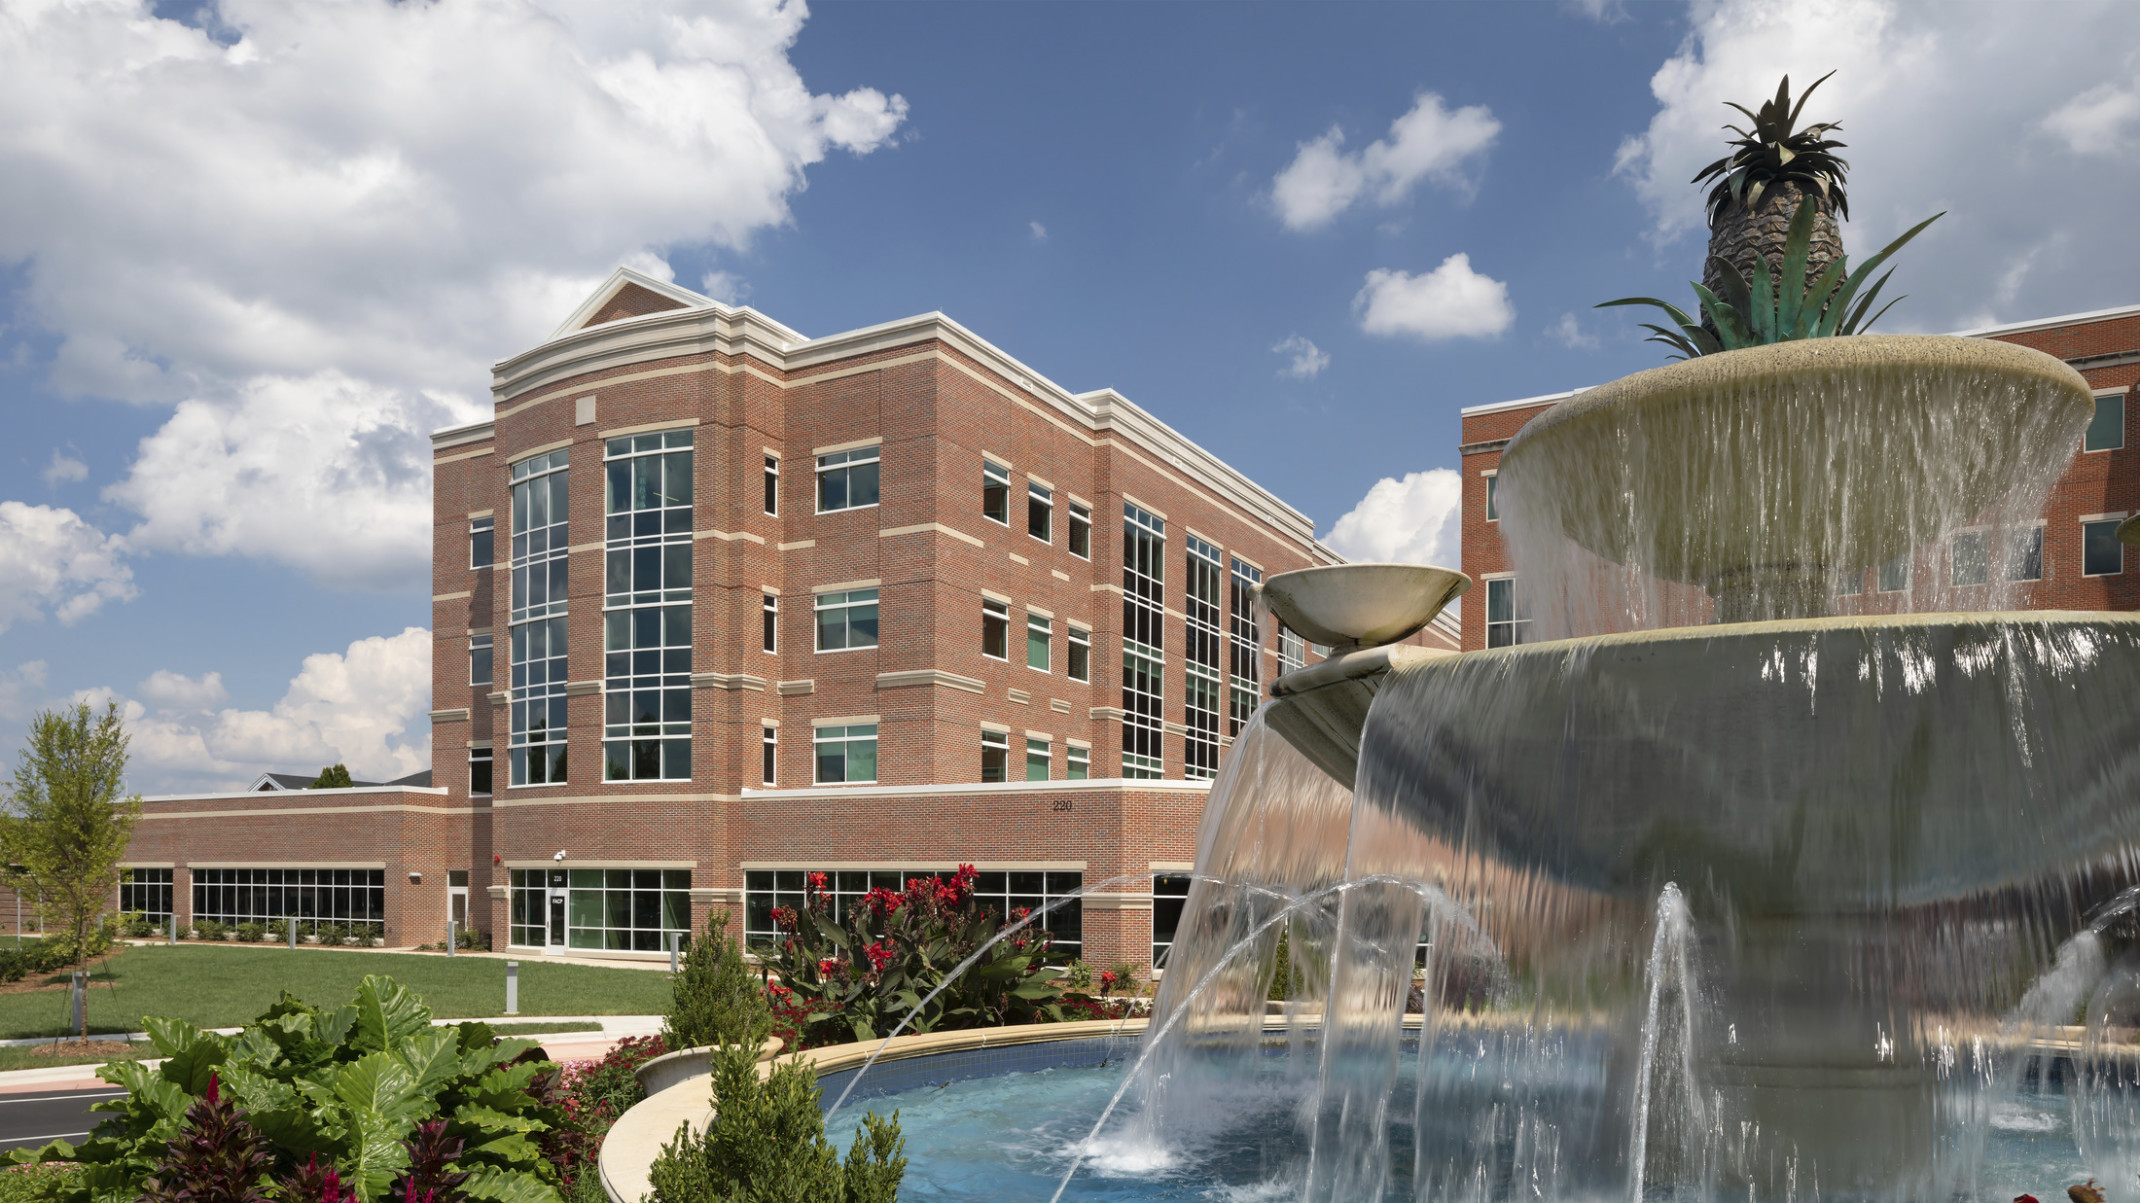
[[551, 267, 714, 340]]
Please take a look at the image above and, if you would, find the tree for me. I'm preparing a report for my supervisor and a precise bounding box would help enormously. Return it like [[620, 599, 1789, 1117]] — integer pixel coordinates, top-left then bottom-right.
[[309, 764, 354, 789], [663, 909, 772, 1053], [0, 701, 143, 1036]]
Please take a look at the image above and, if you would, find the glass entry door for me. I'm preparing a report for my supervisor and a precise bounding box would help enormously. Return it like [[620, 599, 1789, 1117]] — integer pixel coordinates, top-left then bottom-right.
[[546, 869, 568, 951]]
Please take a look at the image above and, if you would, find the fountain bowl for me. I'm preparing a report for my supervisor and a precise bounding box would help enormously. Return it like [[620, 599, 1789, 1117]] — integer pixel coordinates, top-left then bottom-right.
[[1258, 562, 1467, 651]]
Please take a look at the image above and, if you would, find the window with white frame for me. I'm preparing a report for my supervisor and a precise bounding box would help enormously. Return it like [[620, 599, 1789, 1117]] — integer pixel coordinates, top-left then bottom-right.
[[1066, 745, 1089, 780], [1027, 613, 1051, 671], [1485, 577, 1530, 648], [1026, 737, 1050, 781], [2087, 393, 2126, 453], [470, 516, 494, 568], [1067, 625, 1090, 682], [1123, 502, 1166, 779], [745, 868, 1082, 954], [981, 729, 1009, 782], [1068, 501, 1091, 559], [763, 455, 779, 515], [1028, 482, 1052, 542], [121, 868, 173, 922], [1151, 873, 1192, 969], [1276, 623, 1304, 675], [1229, 558, 1262, 736], [761, 724, 777, 785], [816, 447, 880, 513], [983, 461, 1010, 525], [469, 633, 493, 686], [816, 589, 880, 651], [194, 868, 385, 933], [469, 748, 493, 796], [1184, 535, 1223, 779], [1484, 472, 1499, 521], [2009, 525, 2045, 582], [1951, 530, 1990, 587], [1879, 554, 1910, 593], [509, 449, 569, 786], [982, 599, 1010, 659], [2085, 519, 2124, 577], [604, 432, 693, 782], [814, 724, 877, 784], [762, 592, 778, 652], [509, 867, 690, 952]]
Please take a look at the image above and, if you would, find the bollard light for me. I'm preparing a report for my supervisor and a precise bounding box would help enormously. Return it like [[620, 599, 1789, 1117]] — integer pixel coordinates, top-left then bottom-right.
[[287, 916, 297, 949], [447, 919, 457, 958], [504, 960, 519, 1015], [669, 930, 680, 974]]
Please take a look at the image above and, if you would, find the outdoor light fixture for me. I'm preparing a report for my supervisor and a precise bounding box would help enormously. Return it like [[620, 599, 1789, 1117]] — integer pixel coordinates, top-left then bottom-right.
[[553, 849, 567, 862], [408, 871, 422, 883]]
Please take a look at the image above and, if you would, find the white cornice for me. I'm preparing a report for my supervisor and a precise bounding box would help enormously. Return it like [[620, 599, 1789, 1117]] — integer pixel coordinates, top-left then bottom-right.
[[431, 420, 495, 450], [1950, 302, 2140, 340], [1459, 386, 1592, 417]]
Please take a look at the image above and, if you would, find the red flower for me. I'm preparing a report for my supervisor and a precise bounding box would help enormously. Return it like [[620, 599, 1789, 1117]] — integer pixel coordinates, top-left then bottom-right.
[[808, 872, 829, 892], [864, 887, 903, 917], [1011, 907, 1031, 921], [819, 958, 839, 977], [864, 941, 895, 972]]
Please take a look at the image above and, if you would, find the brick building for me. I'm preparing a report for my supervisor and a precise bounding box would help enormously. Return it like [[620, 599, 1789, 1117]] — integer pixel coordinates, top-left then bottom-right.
[[1459, 304, 2140, 650], [116, 267, 1469, 970]]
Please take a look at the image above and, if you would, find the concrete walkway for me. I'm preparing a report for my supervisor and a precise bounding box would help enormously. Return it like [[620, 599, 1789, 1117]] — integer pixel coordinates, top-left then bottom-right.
[[116, 940, 676, 973], [0, 1014, 666, 1094]]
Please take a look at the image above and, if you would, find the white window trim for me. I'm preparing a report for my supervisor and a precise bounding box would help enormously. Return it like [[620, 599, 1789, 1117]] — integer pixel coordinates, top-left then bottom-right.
[[1482, 469, 1499, 523], [2082, 516, 2126, 577], [1028, 613, 1052, 673], [811, 723, 879, 786], [814, 447, 882, 515], [762, 592, 778, 654], [761, 724, 777, 786], [814, 589, 881, 654], [983, 598, 1011, 661], [983, 460, 1012, 527], [2086, 388, 2128, 455], [1067, 501, 1093, 561]]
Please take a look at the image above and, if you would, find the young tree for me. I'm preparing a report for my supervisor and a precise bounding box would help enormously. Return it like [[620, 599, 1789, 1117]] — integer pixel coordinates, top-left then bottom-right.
[[309, 764, 354, 789], [0, 701, 143, 1035], [663, 908, 773, 1052]]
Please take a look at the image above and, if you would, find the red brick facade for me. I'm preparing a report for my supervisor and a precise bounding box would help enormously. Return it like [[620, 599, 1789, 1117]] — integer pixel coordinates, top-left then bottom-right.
[[1459, 305, 2140, 649], [128, 269, 1341, 970]]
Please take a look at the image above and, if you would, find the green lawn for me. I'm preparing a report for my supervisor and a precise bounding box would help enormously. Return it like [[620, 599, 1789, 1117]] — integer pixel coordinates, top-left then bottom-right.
[[0, 946, 672, 1040]]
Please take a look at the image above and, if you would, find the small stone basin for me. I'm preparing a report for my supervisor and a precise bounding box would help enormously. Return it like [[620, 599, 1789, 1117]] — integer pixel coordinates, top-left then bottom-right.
[[1258, 563, 1467, 651]]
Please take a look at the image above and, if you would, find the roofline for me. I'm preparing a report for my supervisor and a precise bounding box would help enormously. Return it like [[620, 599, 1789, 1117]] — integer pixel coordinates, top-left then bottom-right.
[[1459, 386, 1591, 417], [1949, 301, 2140, 339], [469, 272, 1334, 557], [144, 784, 450, 804]]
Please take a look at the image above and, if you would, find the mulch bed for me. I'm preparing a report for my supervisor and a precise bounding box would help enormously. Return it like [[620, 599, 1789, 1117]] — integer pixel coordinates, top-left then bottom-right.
[[27, 1040, 134, 1058], [0, 950, 123, 996]]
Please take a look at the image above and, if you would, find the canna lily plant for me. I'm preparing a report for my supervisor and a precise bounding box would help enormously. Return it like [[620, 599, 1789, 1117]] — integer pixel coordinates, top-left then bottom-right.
[[1598, 195, 1942, 360]]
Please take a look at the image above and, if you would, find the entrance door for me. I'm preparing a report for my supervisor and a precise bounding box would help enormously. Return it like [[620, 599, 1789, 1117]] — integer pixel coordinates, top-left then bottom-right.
[[546, 869, 568, 952]]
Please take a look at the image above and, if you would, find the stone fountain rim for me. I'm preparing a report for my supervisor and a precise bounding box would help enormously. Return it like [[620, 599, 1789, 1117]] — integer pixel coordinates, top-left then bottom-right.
[[1411, 608, 2140, 667], [1503, 333, 2092, 463]]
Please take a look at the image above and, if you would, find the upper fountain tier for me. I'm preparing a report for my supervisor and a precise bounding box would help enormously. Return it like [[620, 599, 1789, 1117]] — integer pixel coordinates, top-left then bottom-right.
[[1497, 335, 2093, 625]]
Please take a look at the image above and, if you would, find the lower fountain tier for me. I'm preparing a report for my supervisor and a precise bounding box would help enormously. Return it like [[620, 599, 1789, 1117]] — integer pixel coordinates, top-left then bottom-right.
[[1357, 611, 2140, 913]]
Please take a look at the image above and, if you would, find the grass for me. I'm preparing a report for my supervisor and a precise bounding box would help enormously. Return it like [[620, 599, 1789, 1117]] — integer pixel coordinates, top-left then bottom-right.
[[0, 1164, 81, 1203], [0, 946, 673, 1040]]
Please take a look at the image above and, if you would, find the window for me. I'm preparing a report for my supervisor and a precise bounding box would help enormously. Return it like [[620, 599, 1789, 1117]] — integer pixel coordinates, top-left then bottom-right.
[[1123, 503, 1166, 779], [1276, 623, 1304, 674], [1067, 626, 1091, 683], [1951, 531, 1990, 587], [983, 461, 1010, 525], [1028, 483, 1053, 542], [1879, 554, 1910, 593], [469, 748, 493, 796], [982, 729, 1009, 782], [510, 450, 570, 787], [1027, 613, 1051, 671], [2085, 519, 2124, 577], [745, 868, 1082, 954], [470, 516, 494, 568], [814, 724, 878, 784], [816, 447, 880, 513], [763, 455, 780, 515], [194, 868, 385, 933], [2010, 525, 2045, 582], [982, 598, 1010, 660], [1831, 568, 1861, 597], [762, 592, 778, 653], [1229, 559, 1262, 736], [121, 868, 173, 923], [1485, 473, 1499, 522], [602, 605, 693, 782], [509, 867, 689, 951], [469, 633, 493, 686], [1066, 745, 1089, 780], [1068, 501, 1091, 559], [604, 433, 693, 783], [1026, 737, 1050, 781], [1185, 535, 1223, 779], [1151, 873, 1192, 969], [2087, 393, 2126, 452], [762, 725, 777, 785], [1485, 578, 1530, 648], [816, 589, 880, 651]]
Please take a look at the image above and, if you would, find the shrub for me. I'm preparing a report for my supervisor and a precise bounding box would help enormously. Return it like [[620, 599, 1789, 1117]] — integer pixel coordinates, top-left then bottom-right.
[[43, 916, 119, 965], [139, 1072, 275, 1203], [762, 866, 1104, 1046], [193, 920, 226, 942], [454, 927, 490, 952], [646, 1043, 903, 1203], [663, 912, 770, 1054], [552, 1035, 666, 1193], [234, 923, 267, 944], [1060, 959, 1094, 992], [12, 975, 571, 1203], [0, 1163, 84, 1203]]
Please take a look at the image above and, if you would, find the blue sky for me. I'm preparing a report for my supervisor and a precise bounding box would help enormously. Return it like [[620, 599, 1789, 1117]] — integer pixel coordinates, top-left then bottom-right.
[[3, 0, 2139, 792]]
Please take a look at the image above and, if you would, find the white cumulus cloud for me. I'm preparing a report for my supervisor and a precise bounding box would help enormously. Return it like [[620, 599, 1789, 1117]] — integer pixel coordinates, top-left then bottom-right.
[[41, 450, 87, 487], [1548, 313, 1600, 350], [1354, 255, 1514, 341], [0, 503, 136, 633], [1272, 334, 1330, 379], [1271, 92, 1499, 230], [1612, 0, 2140, 331], [0, 0, 906, 585], [1324, 469, 1464, 569], [96, 628, 432, 793], [1030, 221, 1049, 242]]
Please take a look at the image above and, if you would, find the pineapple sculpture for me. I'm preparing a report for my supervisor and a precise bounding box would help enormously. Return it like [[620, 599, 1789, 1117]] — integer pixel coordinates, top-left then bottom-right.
[[1694, 72, 1851, 302]]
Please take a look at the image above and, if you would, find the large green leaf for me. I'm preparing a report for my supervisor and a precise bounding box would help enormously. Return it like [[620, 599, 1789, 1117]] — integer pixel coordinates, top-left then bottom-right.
[[339, 1106, 416, 1202], [351, 976, 432, 1054], [1774, 196, 1819, 336], [460, 1130, 545, 1169], [392, 1027, 465, 1099], [461, 1167, 563, 1203], [314, 1003, 359, 1049], [333, 1051, 428, 1126], [450, 1102, 550, 1135]]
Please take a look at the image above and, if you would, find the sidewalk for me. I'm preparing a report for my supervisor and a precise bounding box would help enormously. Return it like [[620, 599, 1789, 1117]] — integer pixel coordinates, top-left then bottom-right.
[[117, 940, 676, 973], [0, 1014, 665, 1094]]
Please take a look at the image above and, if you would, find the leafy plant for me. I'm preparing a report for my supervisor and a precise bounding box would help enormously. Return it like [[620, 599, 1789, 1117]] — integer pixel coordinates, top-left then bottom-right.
[[283, 1154, 359, 1203], [11, 975, 570, 1203], [388, 1120, 470, 1203], [236, 924, 268, 945], [139, 1072, 277, 1203], [551, 1035, 666, 1195], [1692, 72, 1852, 224], [663, 911, 771, 1053], [310, 766, 356, 790], [194, 921, 228, 943], [760, 867, 1093, 1047], [645, 1043, 903, 1203], [1599, 196, 1942, 360]]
